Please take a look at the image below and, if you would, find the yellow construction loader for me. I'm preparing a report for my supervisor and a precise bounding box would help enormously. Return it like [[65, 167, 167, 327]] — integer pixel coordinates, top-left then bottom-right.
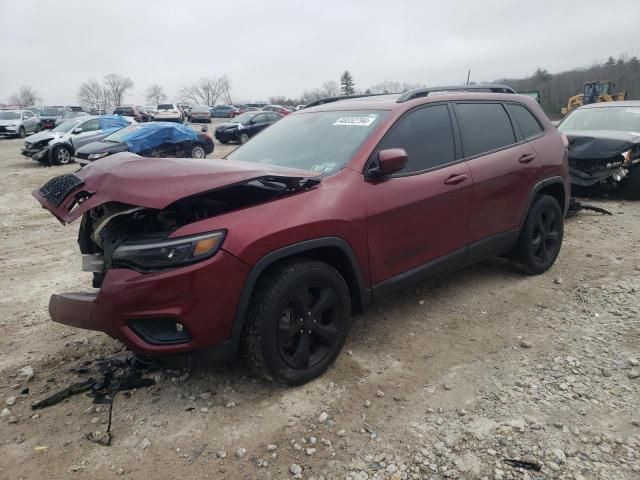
[[561, 81, 627, 115]]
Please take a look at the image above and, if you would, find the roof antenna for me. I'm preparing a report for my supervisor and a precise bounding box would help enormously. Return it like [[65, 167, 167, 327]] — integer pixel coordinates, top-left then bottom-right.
[[466, 69, 471, 86]]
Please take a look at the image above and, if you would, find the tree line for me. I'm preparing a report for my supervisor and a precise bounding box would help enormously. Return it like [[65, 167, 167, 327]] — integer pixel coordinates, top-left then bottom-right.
[[495, 54, 640, 115]]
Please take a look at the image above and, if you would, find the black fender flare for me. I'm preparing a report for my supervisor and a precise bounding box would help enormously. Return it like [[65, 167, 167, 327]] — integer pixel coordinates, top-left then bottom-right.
[[519, 176, 567, 228], [227, 236, 370, 353]]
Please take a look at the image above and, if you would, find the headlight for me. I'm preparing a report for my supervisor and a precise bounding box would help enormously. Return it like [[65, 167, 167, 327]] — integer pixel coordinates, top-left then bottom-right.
[[112, 231, 226, 271], [88, 152, 110, 160], [622, 148, 635, 163], [7, 124, 16, 128]]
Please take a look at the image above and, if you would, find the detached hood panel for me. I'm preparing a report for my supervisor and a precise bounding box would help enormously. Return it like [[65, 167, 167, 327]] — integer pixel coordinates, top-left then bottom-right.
[[565, 130, 640, 160], [33, 153, 319, 224]]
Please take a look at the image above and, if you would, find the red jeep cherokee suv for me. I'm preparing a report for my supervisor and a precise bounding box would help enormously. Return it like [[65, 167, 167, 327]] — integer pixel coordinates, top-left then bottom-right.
[[34, 85, 570, 385]]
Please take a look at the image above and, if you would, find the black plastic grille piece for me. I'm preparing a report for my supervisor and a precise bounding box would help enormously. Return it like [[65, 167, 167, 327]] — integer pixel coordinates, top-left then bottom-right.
[[38, 174, 84, 207]]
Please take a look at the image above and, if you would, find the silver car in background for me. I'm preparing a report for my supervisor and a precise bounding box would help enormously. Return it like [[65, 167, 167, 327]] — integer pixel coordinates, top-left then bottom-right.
[[21, 115, 134, 165], [188, 105, 212, 123], [0, 110, 40, 137]]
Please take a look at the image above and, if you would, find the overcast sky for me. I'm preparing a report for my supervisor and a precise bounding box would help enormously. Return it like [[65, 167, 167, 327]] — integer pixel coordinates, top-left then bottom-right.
[[1, 0, 639, 105]]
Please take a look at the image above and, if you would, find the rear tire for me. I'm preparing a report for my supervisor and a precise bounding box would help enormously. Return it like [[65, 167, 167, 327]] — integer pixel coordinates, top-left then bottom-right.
[[191, 145, 206, 159], [243, 259, 351, 386], [513, 194, 564, 274]]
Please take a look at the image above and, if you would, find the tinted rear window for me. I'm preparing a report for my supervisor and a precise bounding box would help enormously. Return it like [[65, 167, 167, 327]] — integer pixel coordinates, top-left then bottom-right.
[[508, 104, 544, 139], [455, 103, 516, 157], [157, 104, 174, 110]]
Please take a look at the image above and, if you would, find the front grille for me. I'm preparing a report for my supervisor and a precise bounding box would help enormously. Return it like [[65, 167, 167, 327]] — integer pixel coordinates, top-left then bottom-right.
[[39, 174, 84, 207], [0, 127, 8, 133]]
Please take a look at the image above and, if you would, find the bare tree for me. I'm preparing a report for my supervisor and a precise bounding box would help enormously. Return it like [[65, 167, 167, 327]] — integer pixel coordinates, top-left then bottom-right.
[[17, 86, 41, 106], [103, 73, 134, 107], [8, 94, 21, 106], [180, 77, 224, 105], [321, 80, 340, 97], [78, 79, 109, 109], [218, 75, 233, 104], [145, 84, 166, 105]]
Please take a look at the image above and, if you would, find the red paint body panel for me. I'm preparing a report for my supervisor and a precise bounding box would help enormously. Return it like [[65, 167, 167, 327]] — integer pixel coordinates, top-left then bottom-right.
[[363, 163, 472, 284], [49, 251, 249, 354]]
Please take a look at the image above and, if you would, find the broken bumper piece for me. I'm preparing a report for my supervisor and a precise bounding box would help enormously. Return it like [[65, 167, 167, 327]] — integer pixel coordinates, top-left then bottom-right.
[[22, 147, 50, 162], [49, 251, 249, 356]]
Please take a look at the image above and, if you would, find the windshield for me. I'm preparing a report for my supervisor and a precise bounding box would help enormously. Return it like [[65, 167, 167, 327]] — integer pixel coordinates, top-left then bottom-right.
[[42, 108, 62, 116], [559, 106, 640, 132], [52, 119, 83, 133], [103, 124, 145, 142], [227, 110, 388, 175], [231, 113, 256, 124], [157, 104, 174, 110], [0, 112, 21, 120]]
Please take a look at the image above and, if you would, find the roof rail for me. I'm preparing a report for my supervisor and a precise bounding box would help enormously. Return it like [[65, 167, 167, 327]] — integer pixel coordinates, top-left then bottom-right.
[[396, 84, 517, 103], [303, 93, 391, 109]]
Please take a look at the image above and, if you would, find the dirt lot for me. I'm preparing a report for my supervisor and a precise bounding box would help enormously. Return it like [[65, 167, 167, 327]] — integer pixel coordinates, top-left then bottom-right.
[[1, 126, 639, 480]]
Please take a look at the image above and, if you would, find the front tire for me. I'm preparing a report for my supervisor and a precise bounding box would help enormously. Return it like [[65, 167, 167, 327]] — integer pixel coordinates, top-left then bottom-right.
[[239, 133, 250, 144], [622, 166, 640, 200], [18, 126, 26, 138], [513, 194, 564, 274], [243, 259, 351, 386], [51, 145, 72, 165]]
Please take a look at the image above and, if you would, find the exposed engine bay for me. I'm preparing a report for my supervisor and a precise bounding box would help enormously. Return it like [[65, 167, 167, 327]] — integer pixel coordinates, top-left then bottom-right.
[[78, 176, 319, 287]]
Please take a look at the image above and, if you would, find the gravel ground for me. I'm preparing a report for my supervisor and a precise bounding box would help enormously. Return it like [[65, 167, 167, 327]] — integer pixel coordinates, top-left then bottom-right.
[[0, 125, 639, 479]]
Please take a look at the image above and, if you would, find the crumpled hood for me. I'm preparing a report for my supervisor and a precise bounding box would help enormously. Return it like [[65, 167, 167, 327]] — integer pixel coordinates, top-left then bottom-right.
[[565, 130, 640, 160], [25, 130, 58, 145], [33, 153, 320, 224], [215, 122, 239, 131]]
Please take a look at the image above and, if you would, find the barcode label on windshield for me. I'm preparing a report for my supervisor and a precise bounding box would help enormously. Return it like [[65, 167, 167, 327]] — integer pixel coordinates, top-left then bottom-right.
[[333, 116, 377, 127]]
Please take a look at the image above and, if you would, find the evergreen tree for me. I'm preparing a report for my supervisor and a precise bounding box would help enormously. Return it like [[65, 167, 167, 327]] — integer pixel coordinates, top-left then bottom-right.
[[340, 71, 355, 96]]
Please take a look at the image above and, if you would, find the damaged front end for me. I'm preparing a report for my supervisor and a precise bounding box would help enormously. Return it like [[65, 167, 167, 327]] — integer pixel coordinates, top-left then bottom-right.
[[32, 155, 320, 355], [22, 137, 54, 164], [566, 131, 640, 191]]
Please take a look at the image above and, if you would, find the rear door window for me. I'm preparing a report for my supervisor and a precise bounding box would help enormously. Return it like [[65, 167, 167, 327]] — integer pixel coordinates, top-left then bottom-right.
[[455, 103, 516, 157], [377, 104, 456, 174], [507, 103, 544, 139]]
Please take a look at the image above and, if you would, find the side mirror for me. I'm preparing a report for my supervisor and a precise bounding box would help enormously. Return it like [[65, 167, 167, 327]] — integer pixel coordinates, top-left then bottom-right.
[[72, 127, 83, 134], [369, 148, 408, 177]]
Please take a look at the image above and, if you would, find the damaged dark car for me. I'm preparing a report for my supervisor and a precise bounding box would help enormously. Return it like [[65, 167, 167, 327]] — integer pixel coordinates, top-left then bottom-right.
[[558, 101, 640, 198]]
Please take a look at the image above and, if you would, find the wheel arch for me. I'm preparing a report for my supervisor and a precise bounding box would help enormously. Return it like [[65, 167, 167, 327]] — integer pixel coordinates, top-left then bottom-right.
[[49, 142, 75, 162], [228, 237, 371, 355], [520, 176, 567, 228]]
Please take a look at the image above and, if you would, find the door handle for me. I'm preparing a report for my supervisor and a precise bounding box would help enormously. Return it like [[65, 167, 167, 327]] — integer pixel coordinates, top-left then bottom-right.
[[444, 173, 468, 185], [519, 153, 536, 164]]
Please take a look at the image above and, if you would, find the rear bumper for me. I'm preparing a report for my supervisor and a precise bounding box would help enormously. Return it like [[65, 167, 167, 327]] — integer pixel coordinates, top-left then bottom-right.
[[49, 250, 250, 357]]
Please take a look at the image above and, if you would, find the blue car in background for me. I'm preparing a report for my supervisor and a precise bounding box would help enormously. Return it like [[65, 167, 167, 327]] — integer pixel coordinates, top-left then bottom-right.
[[22, 115, 133, 165], [75, 122, 214, 165]]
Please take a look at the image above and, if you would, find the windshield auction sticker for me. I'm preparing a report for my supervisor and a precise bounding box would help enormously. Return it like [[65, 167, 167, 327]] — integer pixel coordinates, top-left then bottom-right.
[[333, 115, 377, 127]]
